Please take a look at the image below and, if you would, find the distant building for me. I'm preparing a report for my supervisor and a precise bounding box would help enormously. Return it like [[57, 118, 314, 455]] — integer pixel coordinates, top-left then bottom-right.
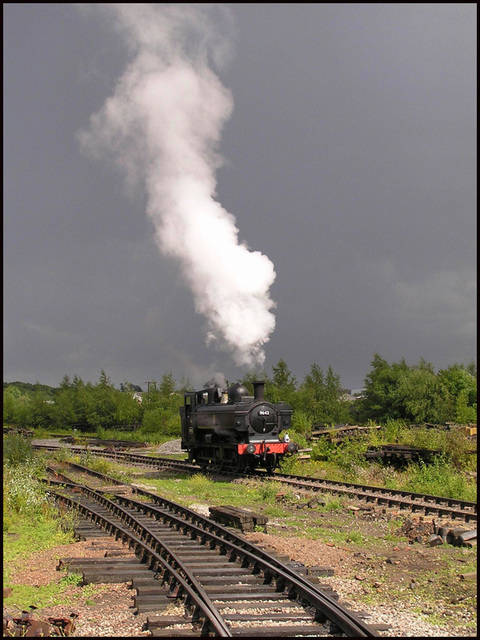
[[351, 388, 366, 396], [340, 389, 366, 402]]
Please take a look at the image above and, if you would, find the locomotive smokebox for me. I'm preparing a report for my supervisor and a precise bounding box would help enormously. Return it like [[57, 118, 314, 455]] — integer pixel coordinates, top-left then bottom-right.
[[253, 381, 265, 402]]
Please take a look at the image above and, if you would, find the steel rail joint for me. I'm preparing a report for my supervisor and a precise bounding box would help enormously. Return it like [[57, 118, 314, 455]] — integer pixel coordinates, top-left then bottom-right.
[[118, 491, 380, 637], [48, 487, 232, 637]]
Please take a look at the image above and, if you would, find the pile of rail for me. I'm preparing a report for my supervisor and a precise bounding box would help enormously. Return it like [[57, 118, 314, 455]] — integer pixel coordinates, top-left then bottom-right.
[[3, 426, 34, 437], [308, 424, 381, 442], [364, 443, 476, 465], [308, 422, 477, 442], [364, 444, 442, 464]]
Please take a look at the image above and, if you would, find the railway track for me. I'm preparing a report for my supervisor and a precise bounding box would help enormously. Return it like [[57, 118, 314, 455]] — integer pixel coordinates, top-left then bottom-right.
[[265, 473, 477, 523], [45, 462, 382, 637], [34, 442, 477, 524]]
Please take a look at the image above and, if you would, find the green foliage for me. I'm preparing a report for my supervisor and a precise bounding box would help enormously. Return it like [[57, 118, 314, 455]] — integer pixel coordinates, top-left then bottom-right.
[[3, 355, 476, 439], [3, 381, 57, 398], [257, 481, 284, 503], [3, 388, 34, 426], [308, 419, 476, 476], [3, 435, 36, 467], [76, 452, 133, 483], [4, 518, 74, 568], [310, 436, 337, 461], [277, 453, 300, 474], [290, 410, 313, 436], [186, 473, 213, 494], [158, 371, 177, 396], [113, 388, 142, 426], [285, 429, 309, 450], [357, 354, 477, 424], [395, 362, 448, 423], [443, 428, 477, 469], [3, 436, 72, 533], [296, 363, 351, 425], [266, 359, 298, 405], [3, 466, 54, 528], [380, 418, 410, 443], [139, 372, 182, 439], [357, 354, 409, 421], [452, 388, 477, 424], [304, 420, 476, 501], [402, 457, 477, 501], [3, 382, 57, 427], [311, 435, 370, 472], [237, 368, 269, 394]]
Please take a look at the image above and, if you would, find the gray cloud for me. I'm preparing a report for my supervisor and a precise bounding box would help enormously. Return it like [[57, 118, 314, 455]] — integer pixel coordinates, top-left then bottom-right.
[[3, 3, 476, 390]]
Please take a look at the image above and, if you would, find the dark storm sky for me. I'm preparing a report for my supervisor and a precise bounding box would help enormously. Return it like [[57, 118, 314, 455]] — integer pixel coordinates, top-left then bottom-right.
[[3, 3, 476, 391]]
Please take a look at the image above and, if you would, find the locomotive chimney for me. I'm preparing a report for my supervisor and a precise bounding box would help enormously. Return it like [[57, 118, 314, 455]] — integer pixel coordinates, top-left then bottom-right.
[[253, 381, 265, 402]]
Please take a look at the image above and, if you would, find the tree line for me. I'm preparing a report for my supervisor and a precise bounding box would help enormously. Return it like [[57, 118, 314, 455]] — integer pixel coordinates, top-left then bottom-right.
[[3, 355, 477, 437]]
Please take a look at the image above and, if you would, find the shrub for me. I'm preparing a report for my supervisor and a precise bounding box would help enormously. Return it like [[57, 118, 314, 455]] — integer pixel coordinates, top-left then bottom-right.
[[257, 481, 284, 503], [403, 457, 476, 501], [3, 464, 56, 530], [3, 434, 36, 467], [310, 437, 336, 461], [291, 411, 313, 436], [141, 406, 180, 439]]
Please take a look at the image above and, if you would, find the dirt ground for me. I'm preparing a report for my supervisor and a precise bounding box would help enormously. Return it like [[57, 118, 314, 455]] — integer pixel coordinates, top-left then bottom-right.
[[4, 444, 476, 636], [240, 496, 477, 637], [4, 501, 476, 637]]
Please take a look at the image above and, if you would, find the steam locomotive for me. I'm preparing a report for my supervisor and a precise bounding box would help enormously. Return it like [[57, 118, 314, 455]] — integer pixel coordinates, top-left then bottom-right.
[[180, 380, 297, 473]]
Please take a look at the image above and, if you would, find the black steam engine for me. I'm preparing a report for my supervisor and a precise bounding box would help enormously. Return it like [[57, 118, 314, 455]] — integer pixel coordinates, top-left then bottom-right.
[[180, 380, 297, 473]]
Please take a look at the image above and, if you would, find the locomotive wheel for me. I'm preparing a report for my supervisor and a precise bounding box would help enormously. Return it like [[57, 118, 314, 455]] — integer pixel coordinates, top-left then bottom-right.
[[265, 453, 277, 474], [229, 452, 242, 473], [212, 455, 224, 472]]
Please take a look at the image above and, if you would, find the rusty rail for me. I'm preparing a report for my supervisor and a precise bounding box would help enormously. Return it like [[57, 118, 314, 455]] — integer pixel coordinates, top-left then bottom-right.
[[46, 464, 380, 637], [34, 442, 477, 524]]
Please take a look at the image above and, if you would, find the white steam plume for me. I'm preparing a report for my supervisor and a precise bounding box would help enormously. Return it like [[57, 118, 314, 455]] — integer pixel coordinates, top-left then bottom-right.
[[77, 4, 276, 367]]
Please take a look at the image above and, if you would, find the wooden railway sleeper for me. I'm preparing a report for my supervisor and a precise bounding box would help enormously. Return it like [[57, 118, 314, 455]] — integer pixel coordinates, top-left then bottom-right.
[[50, 488, 232, 637], [47, 462, 381, 636], [105, 489, 380, 636]]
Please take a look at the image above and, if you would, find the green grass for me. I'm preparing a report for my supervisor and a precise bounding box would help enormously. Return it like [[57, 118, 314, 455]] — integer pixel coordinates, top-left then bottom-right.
[[2, 438, 110, 613], [289, 428, 476, 502], [3, 515, 85, 611], [4, 564, 109, 612], [41, 448, 136, 483], [36, 423, 477, 501], [400, 457, 477, 500], [3, 435, 84, 610], [136, 473, 267, 508], [4, 519, 75, 567]]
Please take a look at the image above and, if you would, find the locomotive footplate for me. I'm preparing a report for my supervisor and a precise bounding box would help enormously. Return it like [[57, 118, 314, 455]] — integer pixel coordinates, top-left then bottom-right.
[[237, 442, 289, 455]]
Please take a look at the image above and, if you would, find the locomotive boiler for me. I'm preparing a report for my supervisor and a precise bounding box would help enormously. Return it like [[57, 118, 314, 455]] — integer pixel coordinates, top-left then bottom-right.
[[180, 380, 297, 473]]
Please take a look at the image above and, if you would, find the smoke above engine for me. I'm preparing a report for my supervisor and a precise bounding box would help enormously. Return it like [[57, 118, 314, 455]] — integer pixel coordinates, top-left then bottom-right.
[[77, 4, 276, 367]]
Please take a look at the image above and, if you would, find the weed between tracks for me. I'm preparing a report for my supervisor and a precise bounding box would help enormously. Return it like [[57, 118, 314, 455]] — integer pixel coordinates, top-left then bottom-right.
[[3, 435, 477, 636]]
